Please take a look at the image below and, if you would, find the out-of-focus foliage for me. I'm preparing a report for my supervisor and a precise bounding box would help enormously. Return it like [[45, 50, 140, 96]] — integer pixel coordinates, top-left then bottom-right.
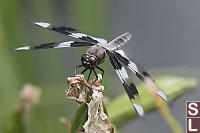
[[0, 0, 199, 133], [70, 104, 88, 133], [60, 76, 197, 133], [0, 0, 107, 133], [3, 111, 25, 133], [107, 76, 198, 126]]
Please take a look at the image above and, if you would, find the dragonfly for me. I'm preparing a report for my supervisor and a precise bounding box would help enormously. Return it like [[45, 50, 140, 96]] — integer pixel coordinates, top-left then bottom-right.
[[13, 22, 168, 117]]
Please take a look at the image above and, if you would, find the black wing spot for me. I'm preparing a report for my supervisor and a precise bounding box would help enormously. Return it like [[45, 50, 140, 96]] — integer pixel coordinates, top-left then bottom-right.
[[70, 42, 94, 47], [106, 50, 122, 70], [50, 27, 98, 44], [50, 27, 76, 35], [136, 72, 144, 81], [80, 36, 99, 44], [113, 52, 129, 66], [142, 71, 151, 77], [123, 83, 139, 99], [33, 43, 56, 49], [64, 27, 77, 32]]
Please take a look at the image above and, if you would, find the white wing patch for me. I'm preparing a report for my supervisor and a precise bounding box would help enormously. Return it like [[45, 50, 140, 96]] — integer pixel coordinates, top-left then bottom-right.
[[156, 90, 168, 101], [54, 41, 74, 48], [128, 62, 139, 74], [35, 22, 51, 28], [70, 32, 87, 38], [14, 46, 30, 51], [70, 33, 107, 44], [116, 50, 127, 57], [121, 67, 129, 80], [132, 103, 144, 117], [116, 50, 139, 73], [115, 70, 123, 82], [115, 67, 129, 82], [93, 37, 107, 45]]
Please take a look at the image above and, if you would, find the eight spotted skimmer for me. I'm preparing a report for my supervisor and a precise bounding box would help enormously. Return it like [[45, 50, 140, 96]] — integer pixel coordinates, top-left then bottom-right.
[[13, 22, 167, 117]]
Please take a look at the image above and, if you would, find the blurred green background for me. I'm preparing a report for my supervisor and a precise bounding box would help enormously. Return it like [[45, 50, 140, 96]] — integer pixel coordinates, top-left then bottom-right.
[[0, 0, 200, 133], [0, 0, 115, 133]]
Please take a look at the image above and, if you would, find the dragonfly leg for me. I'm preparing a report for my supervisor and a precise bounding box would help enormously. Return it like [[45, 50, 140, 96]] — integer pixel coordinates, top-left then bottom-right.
[[91, 69, 98, 85], [81, 68, 88, 74], [75, 65, 83, 75], [96, 66, 104, 78], [87, 69, 92, 82]]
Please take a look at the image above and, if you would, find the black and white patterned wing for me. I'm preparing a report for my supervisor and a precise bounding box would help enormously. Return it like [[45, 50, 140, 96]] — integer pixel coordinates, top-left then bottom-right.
[[106, 50, 144, 117], [34, 22, 107, 44], [114, 50, 168, 101], [12, 41, 94, 51], [103, 32, 131, 51]]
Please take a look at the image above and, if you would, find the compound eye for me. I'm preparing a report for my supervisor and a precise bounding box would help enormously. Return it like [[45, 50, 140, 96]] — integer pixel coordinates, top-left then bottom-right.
[[81, 54, 89, 61], [90, 56, 96, 64]]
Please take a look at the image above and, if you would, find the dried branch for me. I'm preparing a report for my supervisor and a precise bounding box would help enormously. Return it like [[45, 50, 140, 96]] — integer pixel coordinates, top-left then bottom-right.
[[66, 74, 114, 133]]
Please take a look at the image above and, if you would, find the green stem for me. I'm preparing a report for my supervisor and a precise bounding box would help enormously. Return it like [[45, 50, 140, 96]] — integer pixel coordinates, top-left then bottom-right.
[[107, 76, 198, 126]]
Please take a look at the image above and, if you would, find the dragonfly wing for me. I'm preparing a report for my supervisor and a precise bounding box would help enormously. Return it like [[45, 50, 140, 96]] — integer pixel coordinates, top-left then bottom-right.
[[114, 50, 168, 101], [106, 49, 144, 117], [34, 22, 107, 44], [103, 32, 131, 51], [12, 41, 94, 51]]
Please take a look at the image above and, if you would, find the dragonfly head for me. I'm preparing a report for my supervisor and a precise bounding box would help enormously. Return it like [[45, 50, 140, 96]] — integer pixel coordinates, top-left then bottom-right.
[[81, 54, 98, 69]]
